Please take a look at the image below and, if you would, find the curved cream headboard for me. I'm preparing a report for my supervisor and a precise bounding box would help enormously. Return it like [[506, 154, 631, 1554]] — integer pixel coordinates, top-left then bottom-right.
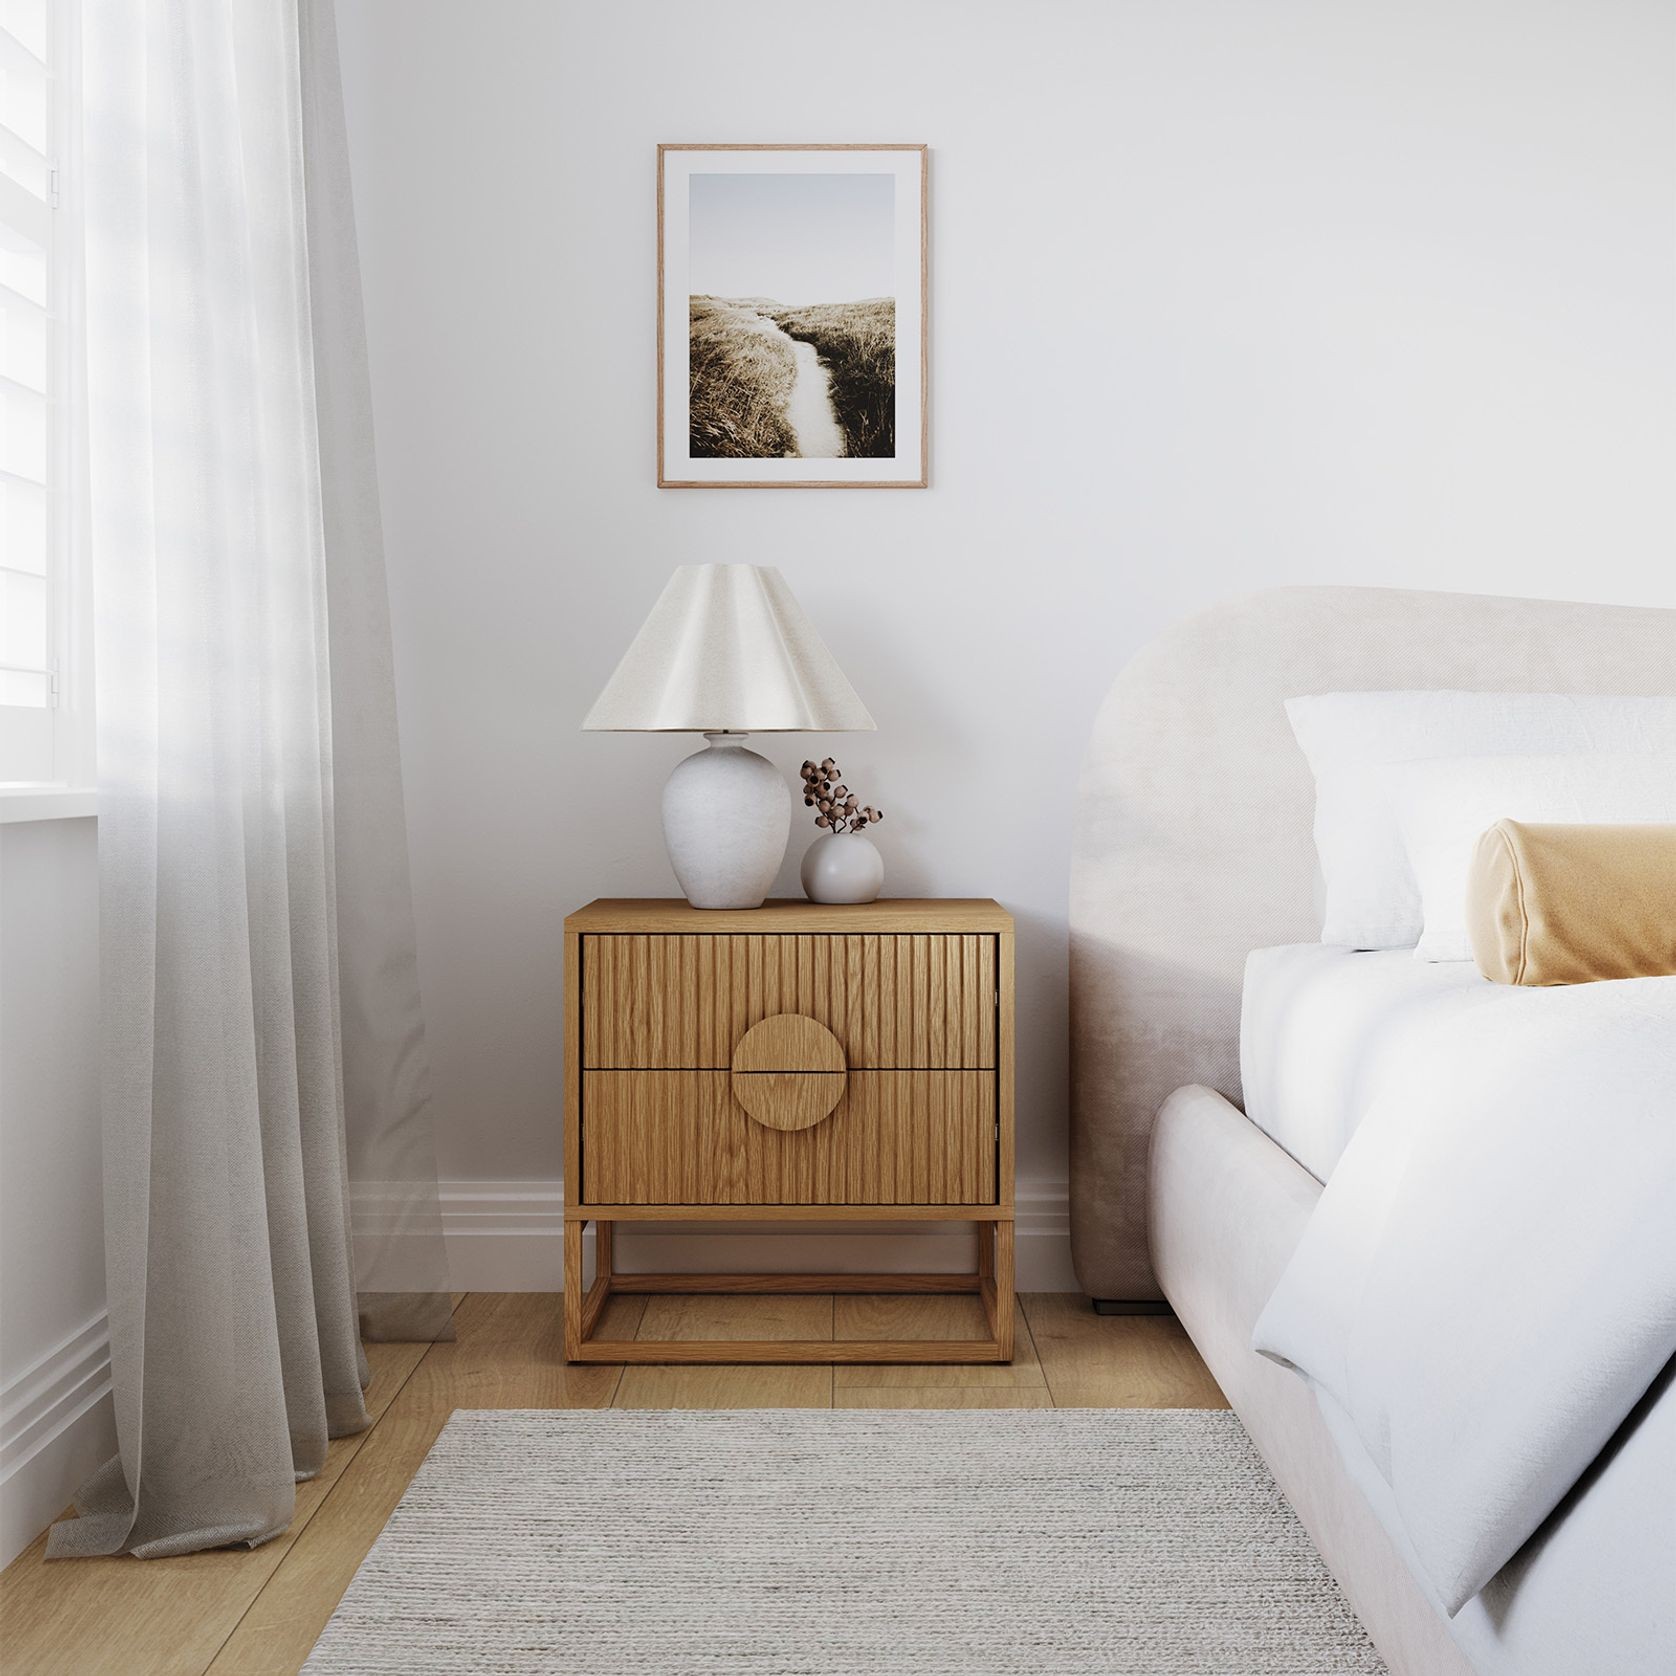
[[1069, 585, 1676, 1302]]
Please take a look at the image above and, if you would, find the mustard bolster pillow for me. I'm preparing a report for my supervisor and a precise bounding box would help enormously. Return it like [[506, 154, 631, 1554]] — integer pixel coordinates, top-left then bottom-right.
[[1467, 821, 1676, 986]]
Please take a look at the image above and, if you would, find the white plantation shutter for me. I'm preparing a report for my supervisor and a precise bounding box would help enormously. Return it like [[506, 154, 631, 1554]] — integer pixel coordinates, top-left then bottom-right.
[[0, 0, 79, 784]]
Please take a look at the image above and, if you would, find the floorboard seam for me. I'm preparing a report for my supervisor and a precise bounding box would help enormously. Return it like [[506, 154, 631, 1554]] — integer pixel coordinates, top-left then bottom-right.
[[197, 1302, 457, 1676]]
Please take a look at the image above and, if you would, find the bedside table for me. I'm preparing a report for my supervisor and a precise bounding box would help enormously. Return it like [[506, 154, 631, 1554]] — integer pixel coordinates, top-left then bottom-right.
[[562, 898, 1015, 1365]]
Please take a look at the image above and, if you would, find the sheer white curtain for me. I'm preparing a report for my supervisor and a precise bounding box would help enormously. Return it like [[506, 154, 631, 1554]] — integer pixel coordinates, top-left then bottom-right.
[[50, 0, 450, 1561]]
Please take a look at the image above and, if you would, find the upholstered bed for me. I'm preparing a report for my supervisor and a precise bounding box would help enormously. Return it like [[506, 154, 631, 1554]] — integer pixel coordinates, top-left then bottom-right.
[[1068, 586, 1675, 1676]]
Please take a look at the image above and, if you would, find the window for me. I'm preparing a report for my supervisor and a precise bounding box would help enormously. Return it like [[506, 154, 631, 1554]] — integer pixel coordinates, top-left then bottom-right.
[[0, 0, 85, 789]]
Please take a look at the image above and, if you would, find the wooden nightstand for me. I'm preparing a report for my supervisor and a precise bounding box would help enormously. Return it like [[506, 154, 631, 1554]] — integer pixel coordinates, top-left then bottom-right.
[[562, 898, 1015, 1365]]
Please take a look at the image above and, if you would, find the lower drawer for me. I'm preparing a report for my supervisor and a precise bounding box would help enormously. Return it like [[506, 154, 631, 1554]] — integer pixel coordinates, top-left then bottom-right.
[[581, 1070, 997, 1206]]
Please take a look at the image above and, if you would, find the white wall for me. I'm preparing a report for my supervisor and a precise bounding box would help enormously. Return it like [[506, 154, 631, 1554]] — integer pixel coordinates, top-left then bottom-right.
[[333, 0, 1674, 1279], [0, 818, 111, 1568]]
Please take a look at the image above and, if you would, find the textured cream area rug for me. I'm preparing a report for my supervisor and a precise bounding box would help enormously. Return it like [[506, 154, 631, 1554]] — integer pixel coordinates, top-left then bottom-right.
[[304, 1408, 1386, 1675]]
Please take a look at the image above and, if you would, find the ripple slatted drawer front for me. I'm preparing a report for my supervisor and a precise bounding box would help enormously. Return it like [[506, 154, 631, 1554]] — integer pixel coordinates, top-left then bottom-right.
[[583, 933, 997, 1070], [580, 931, 999, 1205]]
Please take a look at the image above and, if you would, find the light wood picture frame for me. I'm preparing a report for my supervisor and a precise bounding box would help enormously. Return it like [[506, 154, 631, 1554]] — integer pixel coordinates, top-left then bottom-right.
[[658, 144, 928, 489]]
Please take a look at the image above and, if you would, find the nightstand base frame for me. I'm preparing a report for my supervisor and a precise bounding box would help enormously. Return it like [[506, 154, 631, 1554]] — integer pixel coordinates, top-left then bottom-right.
[[563, 1211, 1015, 1364]]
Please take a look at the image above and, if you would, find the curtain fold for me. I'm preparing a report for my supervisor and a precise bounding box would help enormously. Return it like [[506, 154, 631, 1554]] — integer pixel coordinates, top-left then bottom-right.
[[50, 0, 451, 1562], [298, 0, 456, 1345]]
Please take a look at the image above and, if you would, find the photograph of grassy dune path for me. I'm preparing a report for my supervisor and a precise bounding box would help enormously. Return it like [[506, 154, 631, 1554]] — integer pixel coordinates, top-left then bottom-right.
[[689, 294, 894, 460], [685, 170, 897, 462], [660, 148, 925, 487]]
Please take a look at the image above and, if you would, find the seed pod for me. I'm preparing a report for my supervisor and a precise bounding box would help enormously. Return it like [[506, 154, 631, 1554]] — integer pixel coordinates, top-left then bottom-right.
[[815, 815, 829, 828]]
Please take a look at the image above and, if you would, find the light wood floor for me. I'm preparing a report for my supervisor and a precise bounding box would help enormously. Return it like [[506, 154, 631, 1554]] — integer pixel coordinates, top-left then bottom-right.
[[0, 1291, 1226, 1676]]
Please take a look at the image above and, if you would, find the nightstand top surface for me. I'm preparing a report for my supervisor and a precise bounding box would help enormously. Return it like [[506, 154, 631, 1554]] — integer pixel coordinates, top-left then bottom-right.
[[566, 897, 1012, 934]]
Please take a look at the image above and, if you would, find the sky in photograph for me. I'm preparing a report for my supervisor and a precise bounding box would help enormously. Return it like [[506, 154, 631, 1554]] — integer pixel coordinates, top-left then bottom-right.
[[688, 172, 894, 305]]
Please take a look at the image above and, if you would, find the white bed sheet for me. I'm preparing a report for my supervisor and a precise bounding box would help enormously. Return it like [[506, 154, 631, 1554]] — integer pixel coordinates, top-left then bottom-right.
[[1252, 967, 1676, 1615], [1239, 944, 1492, 1181]]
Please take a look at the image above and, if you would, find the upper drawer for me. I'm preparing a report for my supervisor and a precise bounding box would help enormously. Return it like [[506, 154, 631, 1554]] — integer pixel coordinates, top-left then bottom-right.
[[581, 933, 996, 1070]]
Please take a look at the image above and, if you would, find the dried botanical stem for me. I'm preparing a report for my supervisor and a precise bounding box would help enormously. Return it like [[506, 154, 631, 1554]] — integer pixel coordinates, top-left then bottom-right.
[[800, 759, 883, 836]]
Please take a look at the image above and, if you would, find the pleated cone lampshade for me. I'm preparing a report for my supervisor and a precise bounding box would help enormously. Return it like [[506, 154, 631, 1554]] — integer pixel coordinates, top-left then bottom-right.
[[581, 565, 876, 734], [581, 565, 875, 910]]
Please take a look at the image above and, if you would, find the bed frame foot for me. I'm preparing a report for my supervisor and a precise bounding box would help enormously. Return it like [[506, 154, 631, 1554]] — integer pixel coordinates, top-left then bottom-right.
[[1091, 1298, 1174, 1316]]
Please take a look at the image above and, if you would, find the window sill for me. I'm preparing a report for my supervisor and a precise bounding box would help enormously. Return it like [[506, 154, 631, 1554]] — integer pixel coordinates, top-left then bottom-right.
[[0, 787, 98, 824]]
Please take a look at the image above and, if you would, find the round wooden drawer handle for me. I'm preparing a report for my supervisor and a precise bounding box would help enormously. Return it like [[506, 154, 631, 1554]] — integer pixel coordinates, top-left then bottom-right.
[[731, 1013, 847, 1132]]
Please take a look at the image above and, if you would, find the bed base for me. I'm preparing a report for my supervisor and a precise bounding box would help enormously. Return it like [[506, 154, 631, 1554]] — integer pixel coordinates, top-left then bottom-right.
[[1149, 1083, 1474, 1676]]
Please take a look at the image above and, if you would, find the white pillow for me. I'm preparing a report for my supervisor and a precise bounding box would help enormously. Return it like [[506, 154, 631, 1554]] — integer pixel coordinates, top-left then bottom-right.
[[1388, 752, 1676, 961], [1285, 692, 1676, 949]]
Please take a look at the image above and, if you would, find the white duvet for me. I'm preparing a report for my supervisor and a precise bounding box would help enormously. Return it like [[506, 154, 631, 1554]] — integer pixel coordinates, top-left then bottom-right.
[[1252, 971, 1676, 1616]]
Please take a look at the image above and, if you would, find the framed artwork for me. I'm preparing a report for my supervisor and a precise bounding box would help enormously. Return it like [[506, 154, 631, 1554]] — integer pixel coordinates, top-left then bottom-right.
[[658, 144, 927, 489]]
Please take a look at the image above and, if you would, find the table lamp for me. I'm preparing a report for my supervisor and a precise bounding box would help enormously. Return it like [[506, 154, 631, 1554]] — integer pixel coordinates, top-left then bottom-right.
[[582, 565, 875, 909]]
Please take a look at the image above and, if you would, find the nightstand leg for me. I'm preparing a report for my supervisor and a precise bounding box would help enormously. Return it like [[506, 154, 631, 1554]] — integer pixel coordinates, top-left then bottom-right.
[[993, 1221, 1016, 1361], [563, 1219, 585, 1359], [595, 1220, 614, 1286]]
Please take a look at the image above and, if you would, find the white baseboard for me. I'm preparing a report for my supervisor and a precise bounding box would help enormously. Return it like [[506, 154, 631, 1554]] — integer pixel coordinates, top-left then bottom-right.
[[0, 1181, 1073, 1568], [394, 1177, 1077, 1294], [0, 1313, 115, 1570]]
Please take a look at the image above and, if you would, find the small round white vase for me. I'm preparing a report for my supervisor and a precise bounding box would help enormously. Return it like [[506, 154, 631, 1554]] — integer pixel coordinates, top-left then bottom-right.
[[800, 831, 884, 905], [662, 734, 790, 910]]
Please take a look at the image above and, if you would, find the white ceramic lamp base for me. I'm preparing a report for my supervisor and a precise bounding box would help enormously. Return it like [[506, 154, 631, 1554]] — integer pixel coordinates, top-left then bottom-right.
[[661, 733, 791, 909]]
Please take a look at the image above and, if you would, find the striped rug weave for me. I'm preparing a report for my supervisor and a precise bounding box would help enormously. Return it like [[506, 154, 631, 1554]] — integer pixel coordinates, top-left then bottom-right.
[[304, 1407, 1385, 1675]]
